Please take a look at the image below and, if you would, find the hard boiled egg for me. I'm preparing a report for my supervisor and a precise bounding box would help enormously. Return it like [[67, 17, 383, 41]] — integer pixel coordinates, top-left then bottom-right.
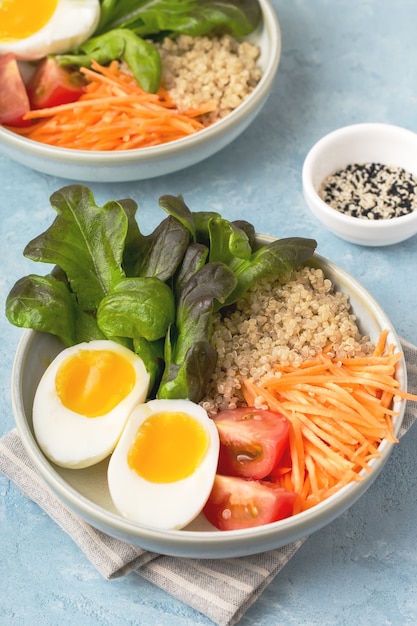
[[0, 0, 100, 60], [33, 340, 150, 469], [108, 399, 220, 530]]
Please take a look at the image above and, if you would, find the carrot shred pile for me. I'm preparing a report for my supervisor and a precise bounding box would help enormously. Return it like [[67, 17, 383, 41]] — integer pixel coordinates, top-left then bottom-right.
[[242, 329, 416, 513], [14, 60, 217, 151]]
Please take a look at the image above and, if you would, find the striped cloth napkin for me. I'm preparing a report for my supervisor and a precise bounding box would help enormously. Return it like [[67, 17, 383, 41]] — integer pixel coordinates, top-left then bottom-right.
[[1, 339, 416, 626]]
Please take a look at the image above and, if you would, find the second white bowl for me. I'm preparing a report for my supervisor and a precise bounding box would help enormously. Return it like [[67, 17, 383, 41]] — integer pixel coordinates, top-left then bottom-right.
[[302, 123, 417, 246], [0, 0, 281, 182]]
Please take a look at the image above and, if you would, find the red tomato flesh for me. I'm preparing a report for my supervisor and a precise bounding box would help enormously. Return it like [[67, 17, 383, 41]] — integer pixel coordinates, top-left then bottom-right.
[[267, 446, 293, 481], [26, 57, 86, 110], [213, 407, 290, 480], [203, 474, 296, 530], [0, 53, 30, 127]]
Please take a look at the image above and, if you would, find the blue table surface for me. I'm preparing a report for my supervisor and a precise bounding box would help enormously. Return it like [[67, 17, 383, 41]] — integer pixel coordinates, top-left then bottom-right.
[[1, 1, 417, 624]]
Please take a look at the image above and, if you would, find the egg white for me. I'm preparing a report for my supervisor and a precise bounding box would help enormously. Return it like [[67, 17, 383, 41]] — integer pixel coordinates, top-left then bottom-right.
[[0, 0, 100, 60], [108, 399, 220, 530], [32, 340, 150, 469]]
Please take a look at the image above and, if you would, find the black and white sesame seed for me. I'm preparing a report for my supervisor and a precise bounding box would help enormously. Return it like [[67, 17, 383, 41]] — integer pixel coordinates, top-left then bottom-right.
[[319, 162, 417, 219]]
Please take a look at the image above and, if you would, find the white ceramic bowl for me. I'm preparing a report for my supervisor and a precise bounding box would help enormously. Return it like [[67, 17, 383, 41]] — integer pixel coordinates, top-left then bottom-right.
[[11, 248, 407, 558], [302, 123, 417, 246], [0, 0, 280, 183]]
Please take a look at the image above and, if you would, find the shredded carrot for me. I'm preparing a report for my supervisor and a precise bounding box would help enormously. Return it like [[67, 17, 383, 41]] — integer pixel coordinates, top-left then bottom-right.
[[11, 60, 217, 151], [242, 330, 417, 511]]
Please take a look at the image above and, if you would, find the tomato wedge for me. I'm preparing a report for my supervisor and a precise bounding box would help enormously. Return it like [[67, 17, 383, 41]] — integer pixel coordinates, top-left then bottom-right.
[[26, 57, 86, 110], [203, 474, 296, 530], [0, 53, 30, 127], [213, 407, 289, 480]]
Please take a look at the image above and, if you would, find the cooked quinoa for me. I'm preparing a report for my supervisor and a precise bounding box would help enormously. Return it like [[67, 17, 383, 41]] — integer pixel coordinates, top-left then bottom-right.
[[156, 34, 262, 123], [201, 266, 374, 415]]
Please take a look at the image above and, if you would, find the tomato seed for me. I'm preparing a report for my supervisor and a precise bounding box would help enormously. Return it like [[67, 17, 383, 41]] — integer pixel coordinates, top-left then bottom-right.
[[221, 508, 232, 520]]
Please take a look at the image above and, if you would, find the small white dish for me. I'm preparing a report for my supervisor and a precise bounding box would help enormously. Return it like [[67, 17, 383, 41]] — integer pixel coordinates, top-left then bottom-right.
[[0, 0, 281, 182], [302, 123, 417, 246], [11, 246, 407, 558]]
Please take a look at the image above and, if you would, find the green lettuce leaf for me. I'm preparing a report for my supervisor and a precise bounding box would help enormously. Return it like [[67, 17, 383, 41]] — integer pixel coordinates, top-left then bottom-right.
[[23, 185, 128, 311], [6, 185, 318, 403], [157, 260, 237, 401], [130, 215, 190, 281]]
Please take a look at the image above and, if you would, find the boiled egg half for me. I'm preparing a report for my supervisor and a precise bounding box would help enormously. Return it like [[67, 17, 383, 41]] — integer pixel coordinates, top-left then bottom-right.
[[0, 0, 100, 60], [33, 340, 150, 469], [108, 399, 220, 530]]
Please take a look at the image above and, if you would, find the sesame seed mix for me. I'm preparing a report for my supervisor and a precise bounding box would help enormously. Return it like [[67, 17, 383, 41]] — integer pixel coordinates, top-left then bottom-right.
[[319, 162, 417, 219]]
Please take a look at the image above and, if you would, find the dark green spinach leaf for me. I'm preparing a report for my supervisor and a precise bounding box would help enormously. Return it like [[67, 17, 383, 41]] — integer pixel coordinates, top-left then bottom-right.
[[5, 274, 104, 346], [96, 0, 261, 38], [133, 335, 165, 396], [97, 276, 175, 341], [57, 29, 162, 93]]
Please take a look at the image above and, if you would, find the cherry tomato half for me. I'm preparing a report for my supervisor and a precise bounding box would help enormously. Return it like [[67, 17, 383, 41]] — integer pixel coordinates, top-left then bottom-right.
[[0, 53, 30, 127], [204, 474, 296, 530], [213, 407, 290, 480], [26, 57, 86, 110]]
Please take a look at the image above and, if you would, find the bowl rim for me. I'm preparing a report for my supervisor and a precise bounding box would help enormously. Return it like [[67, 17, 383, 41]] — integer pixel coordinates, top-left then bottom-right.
[[0, 0, 281, 166], [10, 247, 407, 558], [302, 122, 417, 231]]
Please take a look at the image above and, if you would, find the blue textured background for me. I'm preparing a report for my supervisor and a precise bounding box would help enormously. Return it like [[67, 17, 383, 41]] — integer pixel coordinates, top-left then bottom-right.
[[1, 1, 417, 624]]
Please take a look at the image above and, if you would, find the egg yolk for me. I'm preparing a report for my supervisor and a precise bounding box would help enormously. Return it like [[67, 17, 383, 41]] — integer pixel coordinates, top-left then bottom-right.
[[128, 412, 209, 483], [55, 349, 136, 418], [0, 0, 58, 41]]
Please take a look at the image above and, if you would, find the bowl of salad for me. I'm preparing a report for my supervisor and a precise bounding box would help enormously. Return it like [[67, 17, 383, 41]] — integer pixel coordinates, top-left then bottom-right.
[[0, 0, 281, 182], [7, 185, 412, 558]]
